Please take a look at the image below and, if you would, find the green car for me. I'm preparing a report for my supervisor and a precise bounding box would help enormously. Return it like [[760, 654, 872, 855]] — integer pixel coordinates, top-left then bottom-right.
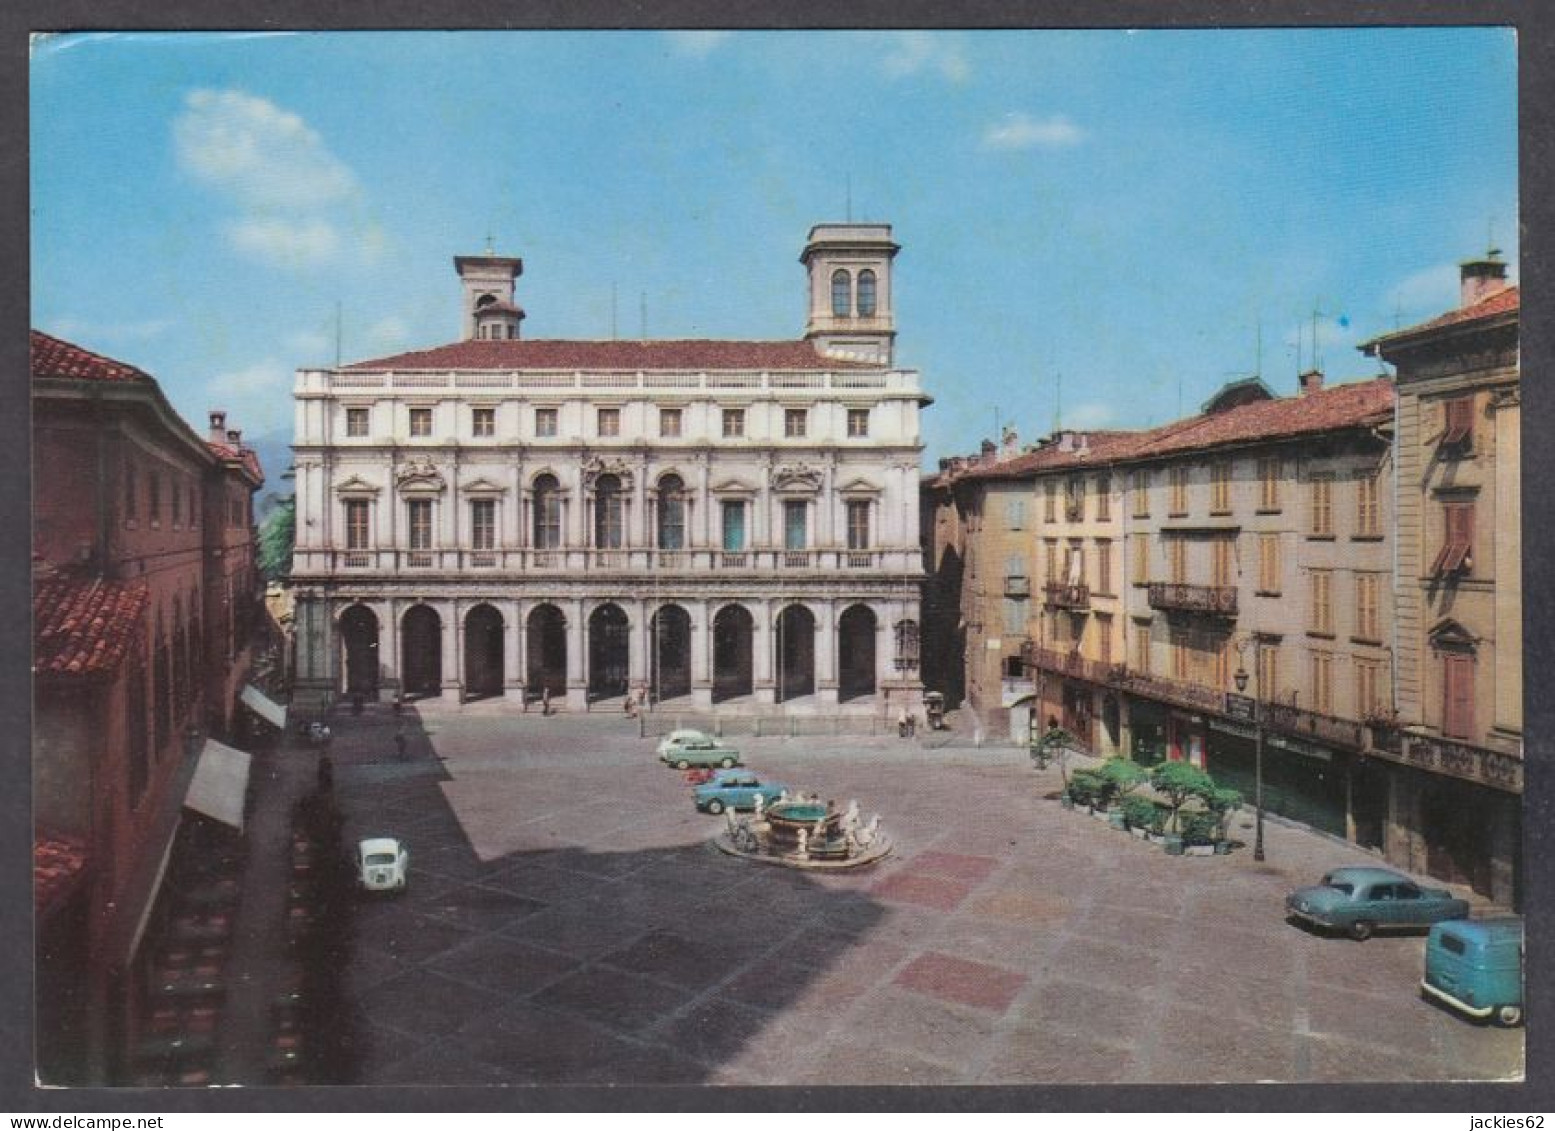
[[657, 736, 741, 770]]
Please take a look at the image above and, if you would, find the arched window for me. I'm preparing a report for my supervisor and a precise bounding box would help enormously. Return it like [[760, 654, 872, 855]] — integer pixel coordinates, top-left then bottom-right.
[[594, 474, 624, 549], [857, 269, 877, 317], [533, 474, 561, 548], [657, 474, 686, 550], [831, 269, 852, 317]]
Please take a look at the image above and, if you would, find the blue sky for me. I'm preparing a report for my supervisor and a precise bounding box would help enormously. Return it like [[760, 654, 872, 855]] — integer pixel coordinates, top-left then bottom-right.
[[31, 29, 1517, 475]]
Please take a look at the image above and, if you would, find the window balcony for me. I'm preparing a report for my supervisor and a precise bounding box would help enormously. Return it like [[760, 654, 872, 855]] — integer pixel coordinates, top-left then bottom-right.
[[1147, 581, 1237, 616], [1260, 700, 1366, 751], [1043, 582, 1090, 611]]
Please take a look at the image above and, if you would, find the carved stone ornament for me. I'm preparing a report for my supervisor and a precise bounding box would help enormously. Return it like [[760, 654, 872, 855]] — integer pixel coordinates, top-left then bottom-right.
[[395, 457, 446, 493], [334, 474, 381, 497], [770, 462, 824, 493], [580, 455, 635, 492]]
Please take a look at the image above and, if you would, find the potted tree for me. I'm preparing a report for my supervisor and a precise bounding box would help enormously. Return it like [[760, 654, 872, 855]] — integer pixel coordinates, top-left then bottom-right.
[[1121, 794, 1157, 839], [1180, 810, 1220, 856], [1148, 760, 1214, 855], [1204, 786, 1243, 854], [1100, 758, 1146, 830]]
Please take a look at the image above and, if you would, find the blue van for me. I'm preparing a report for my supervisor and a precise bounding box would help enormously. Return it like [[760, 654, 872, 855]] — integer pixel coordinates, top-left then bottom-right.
[[1421, 916, 1524, 1027]]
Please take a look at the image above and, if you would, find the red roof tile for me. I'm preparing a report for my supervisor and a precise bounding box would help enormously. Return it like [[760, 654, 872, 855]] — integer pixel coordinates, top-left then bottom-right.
[[31, 330, 154, 384], [33, 575, 149, 677], [1366, 285, 1519, 348], [206, 440, 265, 484], [35, 832, 90, 913], [1130, 377, 1394, 461], [345, 338, 881, 371]]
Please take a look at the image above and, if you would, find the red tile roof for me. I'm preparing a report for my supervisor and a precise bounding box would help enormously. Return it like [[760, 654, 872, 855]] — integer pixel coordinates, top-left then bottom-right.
[[954, 430, 1158, 482], [345, 338, 881, 371], [35, 832, 90, 914], [31, 330, 154, 384], [1365, 285, 1519, 349], [33, 574, 149, 677], [206, 440, 265, 484]]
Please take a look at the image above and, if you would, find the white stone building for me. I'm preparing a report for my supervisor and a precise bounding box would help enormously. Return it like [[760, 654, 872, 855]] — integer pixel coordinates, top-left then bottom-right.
[[290, 224, 928, 714]]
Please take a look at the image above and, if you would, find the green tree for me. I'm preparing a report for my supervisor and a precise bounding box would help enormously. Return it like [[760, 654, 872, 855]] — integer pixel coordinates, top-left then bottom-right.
[[258, 494, 296, 582], [1148, 760, 1214, 834]]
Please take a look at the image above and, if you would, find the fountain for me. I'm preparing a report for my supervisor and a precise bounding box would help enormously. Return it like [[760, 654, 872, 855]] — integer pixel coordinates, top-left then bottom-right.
[[715, 794, 891, 870]]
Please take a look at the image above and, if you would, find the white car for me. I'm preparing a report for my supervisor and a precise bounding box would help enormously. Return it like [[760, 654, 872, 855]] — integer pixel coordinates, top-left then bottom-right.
[[356, 837, 409, 894], [655, 729, 713, 759]]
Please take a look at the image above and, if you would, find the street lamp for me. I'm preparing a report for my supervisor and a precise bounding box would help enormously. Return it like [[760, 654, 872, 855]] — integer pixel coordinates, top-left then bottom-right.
[[1233, 662, 1266, 862]]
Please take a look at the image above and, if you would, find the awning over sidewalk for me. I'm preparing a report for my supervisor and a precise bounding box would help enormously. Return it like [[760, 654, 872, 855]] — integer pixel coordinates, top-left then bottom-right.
[[241, 683, 287, 730], [184, 739, 252, 832]]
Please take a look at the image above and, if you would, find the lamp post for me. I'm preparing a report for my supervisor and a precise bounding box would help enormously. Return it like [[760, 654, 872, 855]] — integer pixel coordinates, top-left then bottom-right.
[[1233, 662, 1266, 862]]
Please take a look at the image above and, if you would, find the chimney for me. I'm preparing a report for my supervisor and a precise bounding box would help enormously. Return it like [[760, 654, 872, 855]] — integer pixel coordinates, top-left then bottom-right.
[[1298, 369, 1324, 396], [1460, 248, 1508, 308], [208, 410, 227, 442], [980, 439, 996, 461], [1001, 426, 1019, 456], [226, 428, 243, 448], [1057, 432, 1074, 453]]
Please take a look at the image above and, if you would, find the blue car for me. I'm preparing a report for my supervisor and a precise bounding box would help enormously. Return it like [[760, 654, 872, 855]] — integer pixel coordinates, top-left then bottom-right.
[[693, 770, 787, 815], [1422, 917, 1524, 1027], [1285, 866, 1469, 941]]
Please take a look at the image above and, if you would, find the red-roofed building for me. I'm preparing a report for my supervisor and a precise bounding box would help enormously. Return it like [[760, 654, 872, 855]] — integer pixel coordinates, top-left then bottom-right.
[[1360, 254, 1521, 908], [31, 331, 265, 1082], [290, 224, 929, 717]]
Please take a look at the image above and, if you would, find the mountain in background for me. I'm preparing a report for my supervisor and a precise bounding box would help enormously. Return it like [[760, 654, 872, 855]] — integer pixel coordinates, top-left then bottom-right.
[[245, 429, 295, 505]]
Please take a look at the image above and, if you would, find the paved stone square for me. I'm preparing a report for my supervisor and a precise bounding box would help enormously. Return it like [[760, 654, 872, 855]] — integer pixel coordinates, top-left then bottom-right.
[[312, 703, 1522, 1086]]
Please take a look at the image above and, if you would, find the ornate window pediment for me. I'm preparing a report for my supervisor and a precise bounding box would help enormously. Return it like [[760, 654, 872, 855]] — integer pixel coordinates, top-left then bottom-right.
[[395, 458, 446, 495], [710, 476, 757, 496], [1428, 618, 1480, 651], [460, 476, 508, 497], [837, 475, 882, 497], [581, 455, 635, 493], [334, 474, 382, 498], [771, 462, 824, 494]]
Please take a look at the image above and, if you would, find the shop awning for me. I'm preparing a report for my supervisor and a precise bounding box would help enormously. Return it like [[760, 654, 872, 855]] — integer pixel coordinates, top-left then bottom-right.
[[184, 739, 252, 832], [240, 684, 287, 730]]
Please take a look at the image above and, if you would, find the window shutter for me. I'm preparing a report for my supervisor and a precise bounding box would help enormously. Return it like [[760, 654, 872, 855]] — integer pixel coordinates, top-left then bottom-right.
[[1443, 654, 1475, 738]]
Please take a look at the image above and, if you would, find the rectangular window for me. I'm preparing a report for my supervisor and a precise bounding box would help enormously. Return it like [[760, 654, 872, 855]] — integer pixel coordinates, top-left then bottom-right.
[[1256, 641, 1278, 701], [1169, 467, 1189, 516], [1356, 471, 1381, 537], [1354, 573, 1381, 642], [1310, 570, 1333, 636], [1211, 537, 1234, 588], [721, 501, 746, 550], [1441, 396, 1474, 452], [346, 500, 369, 550], [1064, 477, 1084, 521], [471, 407, 495, 437], [1065, 541, 1085, 587], [1131, 470, 1150, 518], [1096, 613, 1114, 665], [1133, 622, 1151, 674], [1096, 474, 1112, 521], [784, 500, 808, 550], [1434, 500, 1474, 575], [1044, 481, 1057, 523], [124, 464, 137, 521], [470, 499, 495, 550], [597, 407, 620, 437], [1258, 457, 1281, 511], [1171, 627, 1189, 681], [1003, 598, 1027, 636], [1005, 497, 1026, 530], [1096, 540, 1112, 596], [1309, 473, 1334, 537], [722, 408, 745, 438], [847, 408, 870, 438], [149, 473, 161, 524], [409, 407, 433, 437], [1132, 533, 1149, 586], [1258, 533, 1281, 594], [171, 481, 182, 527], [784, 408, 808, 438], [1210, 461, 1232, 514], [847, 501, 871, 550], [1356, 658, 1385, 719], [1311, 651, 1334, 714], [346, 407, 370, 437], [1045, 539, 1060, 583], [408, 499, 433, 550], [1442, 653, 1475, 738], [660, 408, 682, 438], [535, 408, 558, 437], [1168, 537, 1187, 585]]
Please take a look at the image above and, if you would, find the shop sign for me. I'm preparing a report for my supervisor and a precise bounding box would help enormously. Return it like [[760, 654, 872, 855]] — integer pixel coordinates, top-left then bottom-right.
[[1266, 733, 1333, 762], [1224, 692, 1257, 724], [1208, 718, 1256, 740]]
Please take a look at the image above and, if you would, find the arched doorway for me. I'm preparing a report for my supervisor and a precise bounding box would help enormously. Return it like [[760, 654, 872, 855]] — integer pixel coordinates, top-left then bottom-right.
[[837, 604, 877, 702], [650, 604, 692, 703], [526, 605, 567, 700], [712, 604, 753, 702], [776, 604, 815, 703], [588, 603, 629, 701], [401, 604, 442, 699], [463, 604, 504, 700], [340, 605, 380, 696]]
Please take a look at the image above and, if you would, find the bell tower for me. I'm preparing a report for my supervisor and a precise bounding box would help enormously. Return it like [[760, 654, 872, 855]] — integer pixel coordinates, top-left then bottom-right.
[[454, 246, 524, 341], [801, 223, 899, 366]]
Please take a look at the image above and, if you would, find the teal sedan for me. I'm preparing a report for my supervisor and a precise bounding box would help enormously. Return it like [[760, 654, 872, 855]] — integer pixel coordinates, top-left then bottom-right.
[[1286, 866, 1469, 941], [693, 770, 787, 814], [657, 736, 741, 770]]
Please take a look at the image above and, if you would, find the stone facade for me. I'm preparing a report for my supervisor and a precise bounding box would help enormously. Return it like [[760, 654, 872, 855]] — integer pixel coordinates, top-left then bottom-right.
[[291, 224, 927, 716]]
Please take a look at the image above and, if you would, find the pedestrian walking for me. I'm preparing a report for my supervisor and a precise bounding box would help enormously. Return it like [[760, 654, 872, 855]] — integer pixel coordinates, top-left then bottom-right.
[[897, 708, 909, 738], [541, 687, 552, 716]]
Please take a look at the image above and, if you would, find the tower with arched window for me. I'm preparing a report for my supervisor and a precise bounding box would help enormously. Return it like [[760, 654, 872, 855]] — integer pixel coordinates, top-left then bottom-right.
[[454, 250, 525, 340], [801, 223, 898, 365]]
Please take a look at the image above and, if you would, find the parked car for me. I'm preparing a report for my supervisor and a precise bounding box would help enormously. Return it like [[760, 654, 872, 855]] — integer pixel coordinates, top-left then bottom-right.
[[1422, 916, 1524, 1027], [694, 769, 787, 814], [356, 837, 409, 894], [1285, 866, 1469, 940], [657, 735, 741, 770], [655, 729, 714, 759]]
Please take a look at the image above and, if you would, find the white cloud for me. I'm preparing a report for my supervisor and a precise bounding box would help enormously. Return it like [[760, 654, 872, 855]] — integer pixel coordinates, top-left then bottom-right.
[[664, 31, 732, 57], [226, 216, 341, 269], [982, 112, 1085, 150], [175, 88, 357, 210], [1065, 402, 1116, 429], [1386, 263, 1461, 323], [881, 32, 970, 83], [206, 358, 293, 432]]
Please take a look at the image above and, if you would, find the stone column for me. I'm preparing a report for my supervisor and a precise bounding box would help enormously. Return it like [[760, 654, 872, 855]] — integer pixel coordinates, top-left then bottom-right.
[[505, 599, 525, 703], [384, 597, 402, 699], [815, 600, 839, 707], [441, 599, 462, 703], [628, 597, 647, 700], [566, 598, 588, 710], [691, 598, 714, 708], [753, 599, 776, 705]]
